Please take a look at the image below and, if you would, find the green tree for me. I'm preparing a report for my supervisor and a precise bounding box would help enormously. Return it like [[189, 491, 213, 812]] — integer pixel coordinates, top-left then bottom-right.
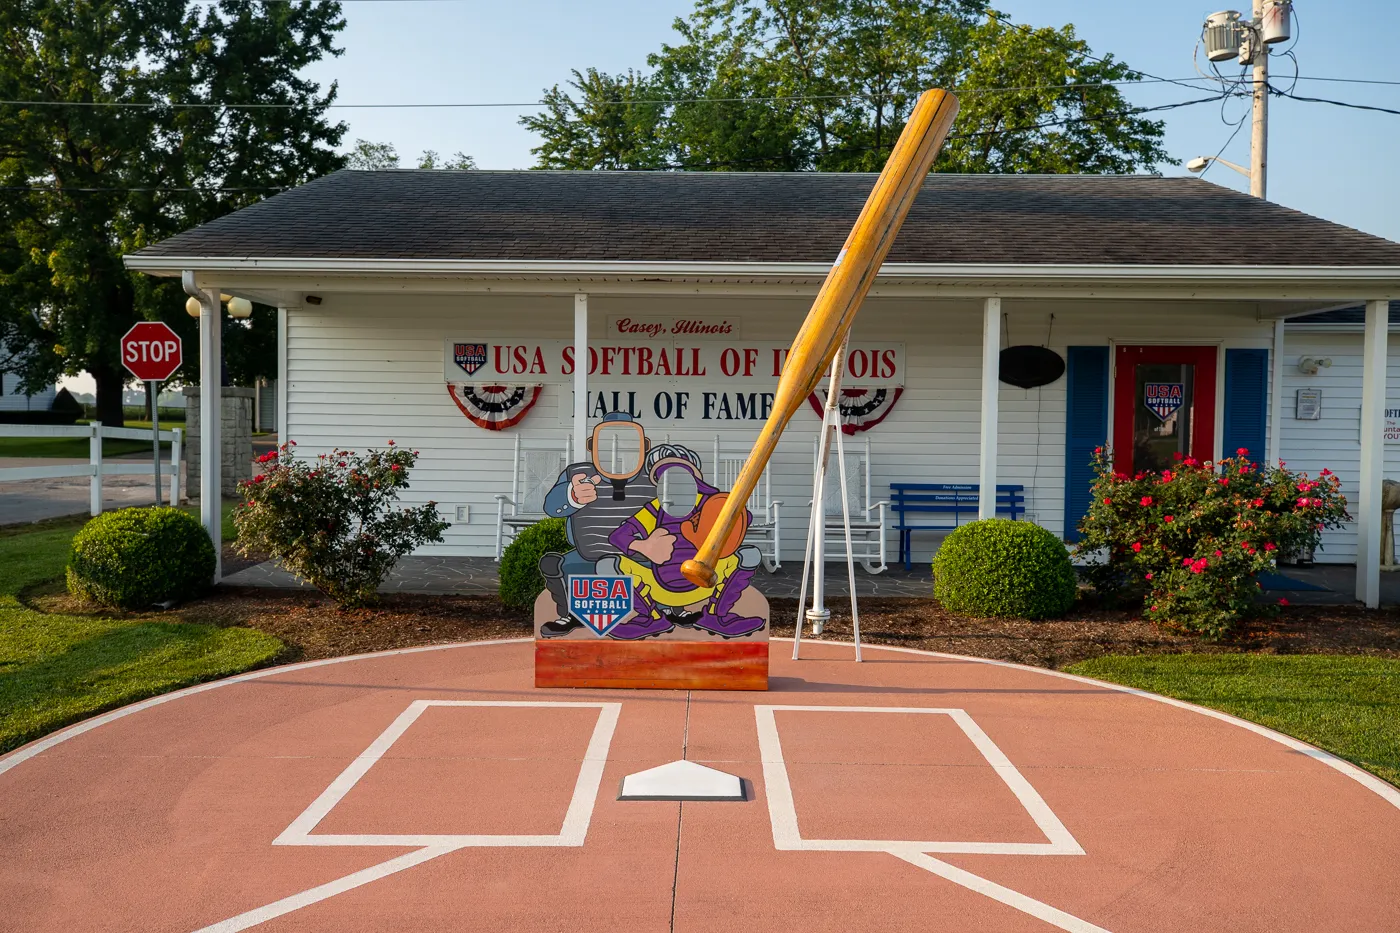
[[0, 1, 347, 425], [345, 138, 400, 169], [521, 1, 1172, 176], [520, 68, 669, 170], [417, 150, 477, 170]]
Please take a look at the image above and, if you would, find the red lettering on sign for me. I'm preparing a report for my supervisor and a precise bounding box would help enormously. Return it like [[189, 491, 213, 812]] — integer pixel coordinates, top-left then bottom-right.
[[720, 348, 740, 377], [591, 579, 609, 598], [772, 348, 789, 377], [530, 348, 546, 374], [881, 349, 897, 379], [636, 346, 653, 376], [609, 579, 628, 599], [743, 348, 758, 377], [848, 349, 870, 380]]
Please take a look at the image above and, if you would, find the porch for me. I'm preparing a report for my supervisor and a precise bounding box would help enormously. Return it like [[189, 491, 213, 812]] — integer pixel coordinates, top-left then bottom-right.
[[219, 554, 1374, 606]]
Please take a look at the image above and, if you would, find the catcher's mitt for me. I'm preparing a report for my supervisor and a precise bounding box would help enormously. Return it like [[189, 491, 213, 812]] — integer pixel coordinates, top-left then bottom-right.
[[681, 493, 749, 558]]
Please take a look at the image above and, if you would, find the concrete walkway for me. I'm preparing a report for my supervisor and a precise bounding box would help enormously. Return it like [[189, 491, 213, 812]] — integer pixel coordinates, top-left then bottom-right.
[[221, 555, 1392, 604], [2, 639, 1397, 933]]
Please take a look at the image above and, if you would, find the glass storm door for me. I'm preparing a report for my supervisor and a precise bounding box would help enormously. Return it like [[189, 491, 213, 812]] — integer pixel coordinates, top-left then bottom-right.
[[1112, 345, 1217, 476]]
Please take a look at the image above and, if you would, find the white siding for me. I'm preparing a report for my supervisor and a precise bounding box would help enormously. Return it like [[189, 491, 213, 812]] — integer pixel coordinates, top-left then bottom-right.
[[1278, 328, 1400, 563], [286, 293, 1276, 561]]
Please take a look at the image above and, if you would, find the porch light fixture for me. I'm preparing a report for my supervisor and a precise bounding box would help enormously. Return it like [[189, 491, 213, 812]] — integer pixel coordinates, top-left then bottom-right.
[[226, 296, 253, 319], [1299, 356, 1333, 375], [1187, 155, 1252, 179], [185, 296, 202, 318]]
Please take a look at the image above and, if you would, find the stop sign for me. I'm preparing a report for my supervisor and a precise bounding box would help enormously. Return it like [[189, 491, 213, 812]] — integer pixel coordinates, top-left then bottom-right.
[[120, 321, 183, 382]]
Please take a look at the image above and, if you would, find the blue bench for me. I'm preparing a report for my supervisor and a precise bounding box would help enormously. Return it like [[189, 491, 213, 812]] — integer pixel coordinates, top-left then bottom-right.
[[889, 483, 1026, 571]]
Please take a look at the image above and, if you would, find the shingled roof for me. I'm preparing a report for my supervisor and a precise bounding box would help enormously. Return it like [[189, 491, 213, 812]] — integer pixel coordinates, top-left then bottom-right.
[[131, 170, 1400, 267]]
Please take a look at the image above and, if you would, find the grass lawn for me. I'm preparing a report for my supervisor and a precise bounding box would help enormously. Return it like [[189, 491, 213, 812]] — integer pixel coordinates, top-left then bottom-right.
[[0, 508, 281, 754], [1068, 654, 1400, 788]]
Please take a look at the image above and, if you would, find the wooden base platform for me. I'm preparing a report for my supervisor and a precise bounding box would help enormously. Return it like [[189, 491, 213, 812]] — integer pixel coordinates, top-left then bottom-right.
[[534, 639, 768, 690]]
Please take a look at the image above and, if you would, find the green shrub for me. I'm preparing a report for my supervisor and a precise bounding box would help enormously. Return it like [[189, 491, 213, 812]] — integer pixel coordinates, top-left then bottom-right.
[[933, 519, 1077, 620], [500, 519, 572, 610], [234, 442, 450, 608], [67, 507, 216, 609]]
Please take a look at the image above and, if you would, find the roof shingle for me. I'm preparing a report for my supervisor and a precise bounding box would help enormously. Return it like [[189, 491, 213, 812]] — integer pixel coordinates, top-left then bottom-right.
[[132, 170, 1400, 267]]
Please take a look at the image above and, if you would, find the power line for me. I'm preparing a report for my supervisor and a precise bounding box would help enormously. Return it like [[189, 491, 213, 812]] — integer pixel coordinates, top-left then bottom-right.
[[0, 77, 1220, 111], [3, 91, 1230, 188], [1275, 89, 1400, 117]]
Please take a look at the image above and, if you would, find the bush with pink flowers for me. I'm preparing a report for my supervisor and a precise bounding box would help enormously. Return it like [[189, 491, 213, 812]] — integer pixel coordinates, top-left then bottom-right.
[[1073, 448, 1349, 639], [233, 441, 449, 608]]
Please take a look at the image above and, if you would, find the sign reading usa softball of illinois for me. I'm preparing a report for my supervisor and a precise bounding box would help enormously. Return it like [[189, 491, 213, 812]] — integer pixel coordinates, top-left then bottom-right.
[[533, 415, 769, 690], [444, 337, 904, 388]]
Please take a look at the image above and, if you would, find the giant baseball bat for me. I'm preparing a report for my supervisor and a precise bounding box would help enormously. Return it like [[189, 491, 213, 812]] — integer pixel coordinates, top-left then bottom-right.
[[681, 88, 959, 588]]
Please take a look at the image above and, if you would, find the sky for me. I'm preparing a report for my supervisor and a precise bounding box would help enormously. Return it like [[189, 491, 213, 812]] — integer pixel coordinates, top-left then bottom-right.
[[303, 0, 1400, 240]]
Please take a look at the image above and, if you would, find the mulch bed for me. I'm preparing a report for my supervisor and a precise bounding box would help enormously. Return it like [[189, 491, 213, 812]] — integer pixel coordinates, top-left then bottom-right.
[[28, 577, 1400, 670]]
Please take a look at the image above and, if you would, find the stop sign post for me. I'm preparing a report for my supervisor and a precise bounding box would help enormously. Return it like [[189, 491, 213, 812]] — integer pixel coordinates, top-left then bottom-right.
[[120, 322, 183, 507]]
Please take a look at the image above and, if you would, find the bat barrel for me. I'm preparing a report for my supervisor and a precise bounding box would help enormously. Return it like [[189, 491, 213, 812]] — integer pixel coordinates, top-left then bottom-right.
[[681, 88, 959, 589]]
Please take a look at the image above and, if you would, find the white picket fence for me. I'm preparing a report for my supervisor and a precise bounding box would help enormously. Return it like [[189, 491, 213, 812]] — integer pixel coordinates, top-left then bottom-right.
[[0, 422, 183, 515]]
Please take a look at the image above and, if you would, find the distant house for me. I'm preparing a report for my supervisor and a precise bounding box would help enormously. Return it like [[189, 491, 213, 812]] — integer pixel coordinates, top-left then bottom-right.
[[0, 345, 57, 414]]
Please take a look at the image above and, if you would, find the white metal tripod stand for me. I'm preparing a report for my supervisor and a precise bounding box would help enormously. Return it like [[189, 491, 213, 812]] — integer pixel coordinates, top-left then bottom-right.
[[792, 339, 863, 662]]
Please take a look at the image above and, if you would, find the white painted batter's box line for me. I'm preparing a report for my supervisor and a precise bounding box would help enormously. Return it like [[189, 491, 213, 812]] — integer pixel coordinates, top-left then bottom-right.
[[754, 704, 1086, 857], [273, 699, 623, 849]]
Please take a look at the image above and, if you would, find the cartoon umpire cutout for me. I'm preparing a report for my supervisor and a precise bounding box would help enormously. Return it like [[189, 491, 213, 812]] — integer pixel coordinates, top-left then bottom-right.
[[533, 412, 768, 658]]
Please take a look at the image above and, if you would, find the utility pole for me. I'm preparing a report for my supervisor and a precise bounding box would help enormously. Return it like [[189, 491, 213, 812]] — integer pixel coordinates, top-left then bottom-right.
[[1198, 3, 1291, 199], [1250, 0, 1268, 199]]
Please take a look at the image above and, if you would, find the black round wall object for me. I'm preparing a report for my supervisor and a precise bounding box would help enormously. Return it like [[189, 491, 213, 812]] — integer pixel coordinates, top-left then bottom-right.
[[999, 345, 1066, 389]]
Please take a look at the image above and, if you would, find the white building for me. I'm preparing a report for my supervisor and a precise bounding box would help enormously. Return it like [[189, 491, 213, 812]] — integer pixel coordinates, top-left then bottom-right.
[[0, 349, 56, 414], [124, 170, 1400, 604]]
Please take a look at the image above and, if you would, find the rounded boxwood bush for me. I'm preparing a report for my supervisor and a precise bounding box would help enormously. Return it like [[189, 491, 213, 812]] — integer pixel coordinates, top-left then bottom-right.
[[67, 507, 216, 609], [932, 519, 1076, 620], [499, 518, 572, 610]]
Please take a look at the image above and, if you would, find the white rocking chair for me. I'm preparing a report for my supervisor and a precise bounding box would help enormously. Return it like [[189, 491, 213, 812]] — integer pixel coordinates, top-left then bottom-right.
[[812, 435, 888, 574], [712, 436, 783, 572], [494, 434, 570, 559]]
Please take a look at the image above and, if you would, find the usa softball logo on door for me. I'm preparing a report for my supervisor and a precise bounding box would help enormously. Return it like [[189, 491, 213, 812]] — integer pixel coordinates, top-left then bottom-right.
[[568, 576, 634, 637], [1144, 383, 1184, 421]]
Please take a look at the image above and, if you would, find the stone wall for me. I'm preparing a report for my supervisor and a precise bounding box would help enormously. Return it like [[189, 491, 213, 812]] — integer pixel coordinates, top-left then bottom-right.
[[183, 386, 254, 498]]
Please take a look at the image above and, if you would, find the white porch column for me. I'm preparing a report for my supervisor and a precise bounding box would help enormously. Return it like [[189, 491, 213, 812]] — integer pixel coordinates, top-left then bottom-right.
[[200, 287, 222, 581], [573, 293, 588, 462], [978, 297, 1002, 519], [1267, 319, 1286, 466], [1357, 299, 1389, 607], [276, 306, 288, 437]]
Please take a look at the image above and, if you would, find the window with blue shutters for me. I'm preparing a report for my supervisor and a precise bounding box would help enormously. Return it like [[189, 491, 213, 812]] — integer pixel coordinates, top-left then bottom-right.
[[1223, 349, 1269, 466], [1064, 346, 1109, 543]]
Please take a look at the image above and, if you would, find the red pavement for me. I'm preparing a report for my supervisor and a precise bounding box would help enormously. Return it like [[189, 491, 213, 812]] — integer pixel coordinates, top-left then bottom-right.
[[2, 639, 1398, 933]]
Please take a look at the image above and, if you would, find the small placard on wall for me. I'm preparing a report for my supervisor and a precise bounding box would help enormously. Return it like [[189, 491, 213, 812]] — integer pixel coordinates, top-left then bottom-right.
[[1295, 388, 1321, 420]]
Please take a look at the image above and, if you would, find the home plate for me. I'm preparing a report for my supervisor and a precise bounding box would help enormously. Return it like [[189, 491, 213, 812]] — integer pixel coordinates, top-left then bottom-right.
[[618, 759, 746, 801]]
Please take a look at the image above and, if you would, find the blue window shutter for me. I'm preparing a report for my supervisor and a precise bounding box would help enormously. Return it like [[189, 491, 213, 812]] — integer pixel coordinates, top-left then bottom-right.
[[1223, 349, 1269, 466], [1064, 346, 1109, 543]]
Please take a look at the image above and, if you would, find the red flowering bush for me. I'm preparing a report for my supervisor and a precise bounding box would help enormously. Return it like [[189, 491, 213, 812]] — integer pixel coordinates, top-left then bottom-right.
[[234, 441, 450, 608], [1074, 448, 1348, 639]]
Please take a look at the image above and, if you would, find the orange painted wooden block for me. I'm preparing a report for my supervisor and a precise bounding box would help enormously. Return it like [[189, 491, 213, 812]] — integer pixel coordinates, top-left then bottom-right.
[[535, 640, 768, 691]]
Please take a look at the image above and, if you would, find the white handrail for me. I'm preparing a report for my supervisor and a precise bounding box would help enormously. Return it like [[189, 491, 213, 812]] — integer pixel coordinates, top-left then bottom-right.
[[0, 422, 180, 441]]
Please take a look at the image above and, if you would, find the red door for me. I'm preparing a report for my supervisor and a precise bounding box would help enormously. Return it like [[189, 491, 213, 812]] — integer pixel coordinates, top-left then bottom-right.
[[1113, 345, 1217, 476]]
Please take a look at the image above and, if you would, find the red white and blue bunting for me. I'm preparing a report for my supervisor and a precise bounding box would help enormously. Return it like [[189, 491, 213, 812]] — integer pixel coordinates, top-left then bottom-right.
[[447, 384, 543, 431], [806, 387, 904, 435]]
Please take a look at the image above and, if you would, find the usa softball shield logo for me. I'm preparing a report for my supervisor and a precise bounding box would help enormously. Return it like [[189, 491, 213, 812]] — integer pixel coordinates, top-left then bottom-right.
[[568, 575, 634, 637], [453, 342, 488, 376], [1144, 383, 1185, 421]]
